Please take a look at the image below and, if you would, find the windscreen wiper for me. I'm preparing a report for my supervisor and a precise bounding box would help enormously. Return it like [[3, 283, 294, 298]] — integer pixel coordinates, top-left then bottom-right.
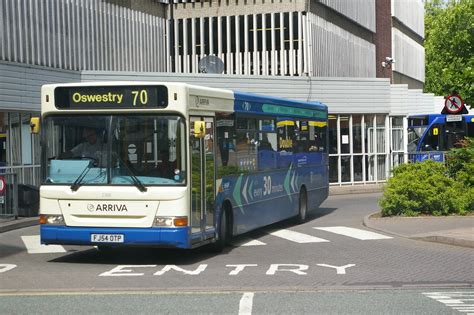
[[113, 153, 147, 193], [70, 162, 93, 192]]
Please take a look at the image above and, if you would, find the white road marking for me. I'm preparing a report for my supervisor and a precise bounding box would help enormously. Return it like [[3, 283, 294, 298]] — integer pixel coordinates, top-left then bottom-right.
[[21, 235, 66, 254], [0, 264, 16, 273], [316, 263, 356, 275], [270, 229, 329, 243], [231, 238, 266, 247], [239, 292, 254, 315], [423, 291, 474, 314], [314, 226, 393, 240]]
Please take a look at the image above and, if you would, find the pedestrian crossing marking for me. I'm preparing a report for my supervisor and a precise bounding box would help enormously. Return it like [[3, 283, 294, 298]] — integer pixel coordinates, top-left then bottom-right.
[[21, 235, 66, 254], [269, 229, 330, 243], [314, 226, 393, 240], [20, 225, 393, 253], [423, 291, 474, 314], [232, 238, 266, 247]]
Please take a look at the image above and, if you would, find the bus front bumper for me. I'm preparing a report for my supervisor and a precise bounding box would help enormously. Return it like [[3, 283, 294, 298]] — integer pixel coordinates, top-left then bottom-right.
[[40, 225, 191, 249]]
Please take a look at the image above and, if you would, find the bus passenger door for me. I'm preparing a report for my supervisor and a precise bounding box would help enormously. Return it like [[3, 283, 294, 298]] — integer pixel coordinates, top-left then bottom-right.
[[190, 117, 215, 242], [445, 121, 465, 149]]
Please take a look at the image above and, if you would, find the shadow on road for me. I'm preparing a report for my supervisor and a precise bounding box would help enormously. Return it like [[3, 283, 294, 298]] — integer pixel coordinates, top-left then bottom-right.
[[48, 206, 337, 265], [49, 245, 232, 266], [309, 206, 338, 220], [0, 244, 24, 259]]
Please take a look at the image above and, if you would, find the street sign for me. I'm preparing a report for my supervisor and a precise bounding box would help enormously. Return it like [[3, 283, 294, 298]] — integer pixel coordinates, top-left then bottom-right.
[[446, 115, 462, 122], [443, 94, 465, 114], [0, 176, 5, 204], [0, 176, 5, 194]]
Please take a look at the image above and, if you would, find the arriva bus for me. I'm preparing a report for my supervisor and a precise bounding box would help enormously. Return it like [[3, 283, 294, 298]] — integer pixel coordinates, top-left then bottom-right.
[[35, 82, 329, 251], [408, 113, 474, 162]]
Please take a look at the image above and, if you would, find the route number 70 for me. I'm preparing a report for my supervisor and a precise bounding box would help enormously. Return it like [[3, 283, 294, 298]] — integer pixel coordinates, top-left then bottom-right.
[[131, 90, 148, 106]]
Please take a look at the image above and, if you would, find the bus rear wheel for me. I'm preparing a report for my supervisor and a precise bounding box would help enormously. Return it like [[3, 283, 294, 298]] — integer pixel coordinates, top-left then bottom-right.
[[296, 189, 308, 224]]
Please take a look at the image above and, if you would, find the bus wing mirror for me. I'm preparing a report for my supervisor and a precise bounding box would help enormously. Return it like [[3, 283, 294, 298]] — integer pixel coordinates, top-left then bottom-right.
[[194, 121, 206, 138], [30, 117, 40, 134]]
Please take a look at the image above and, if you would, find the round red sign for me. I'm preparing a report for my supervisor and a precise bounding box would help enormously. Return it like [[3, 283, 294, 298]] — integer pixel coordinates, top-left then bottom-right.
[[444, 94, 465, 114], [0, 176, 6, 194]]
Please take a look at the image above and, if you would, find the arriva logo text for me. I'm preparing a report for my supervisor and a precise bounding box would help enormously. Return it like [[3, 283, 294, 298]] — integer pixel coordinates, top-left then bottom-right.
[[88, 204, 128, 212]]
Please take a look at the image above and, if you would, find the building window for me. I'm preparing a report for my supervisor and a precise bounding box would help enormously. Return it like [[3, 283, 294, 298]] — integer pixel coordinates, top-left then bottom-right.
[[391, 116, 405, 169], [172, 12, 306, 76], [329, 114, 389, 185]]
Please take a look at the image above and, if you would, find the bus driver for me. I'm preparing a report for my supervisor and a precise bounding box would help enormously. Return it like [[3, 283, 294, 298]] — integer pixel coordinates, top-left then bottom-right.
[[60, 128, 104, 162]]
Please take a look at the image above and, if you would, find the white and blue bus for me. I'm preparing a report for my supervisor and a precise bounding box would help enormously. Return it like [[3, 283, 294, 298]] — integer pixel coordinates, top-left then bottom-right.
[[408, 113, 474, 162], [36, 82, 328, 251]]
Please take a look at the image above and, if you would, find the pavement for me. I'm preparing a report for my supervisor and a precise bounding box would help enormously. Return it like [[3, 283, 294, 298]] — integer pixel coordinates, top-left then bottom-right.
[[0, 217, 39, 234], [1, 203, 473, 249], [364, 213, 474, 248]]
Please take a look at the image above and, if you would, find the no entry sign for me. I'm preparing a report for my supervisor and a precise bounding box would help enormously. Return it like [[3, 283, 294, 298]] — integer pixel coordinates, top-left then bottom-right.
[[444, 94, 465, 114]]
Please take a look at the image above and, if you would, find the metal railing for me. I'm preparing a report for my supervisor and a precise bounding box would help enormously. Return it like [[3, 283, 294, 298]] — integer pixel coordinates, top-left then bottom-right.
[[0, 165, 41, 187]]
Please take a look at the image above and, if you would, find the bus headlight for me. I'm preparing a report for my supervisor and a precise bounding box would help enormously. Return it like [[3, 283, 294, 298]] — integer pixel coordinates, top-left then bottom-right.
[[154, 216, 188, 227], [39, 215, 65, 225]]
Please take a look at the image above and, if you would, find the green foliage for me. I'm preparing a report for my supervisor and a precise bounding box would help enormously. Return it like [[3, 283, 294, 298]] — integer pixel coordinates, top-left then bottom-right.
[[217, 165, 241, 178], [424, 0, 474, 107], [446, 137, 474, 186], [380, 156, 473, 216]]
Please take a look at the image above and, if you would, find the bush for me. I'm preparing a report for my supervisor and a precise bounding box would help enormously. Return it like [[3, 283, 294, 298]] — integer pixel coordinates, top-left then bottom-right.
[[446, 137, 474, 187], [380, 160, 472, 216]]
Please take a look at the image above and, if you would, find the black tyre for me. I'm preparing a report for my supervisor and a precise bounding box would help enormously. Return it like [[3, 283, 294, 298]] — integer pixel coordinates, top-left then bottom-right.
[[97, 245, 115, 254], [296, 189, 308, 224], [210, 209, 228, 252]]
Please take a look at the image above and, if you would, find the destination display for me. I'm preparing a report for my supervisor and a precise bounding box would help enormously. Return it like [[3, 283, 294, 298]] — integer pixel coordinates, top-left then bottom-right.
[[54, 85, 168, 109]]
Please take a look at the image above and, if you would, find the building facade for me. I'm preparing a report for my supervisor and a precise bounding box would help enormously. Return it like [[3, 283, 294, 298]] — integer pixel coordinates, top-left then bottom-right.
[[0, 0, 431, 204]]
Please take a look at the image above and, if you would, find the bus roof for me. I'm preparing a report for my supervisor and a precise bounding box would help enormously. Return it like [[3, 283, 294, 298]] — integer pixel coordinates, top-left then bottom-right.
[[234, 91, 326, 111], [233, 91, 327, 120], [41, 82, 328, 117], [408, 113, 474, 124]]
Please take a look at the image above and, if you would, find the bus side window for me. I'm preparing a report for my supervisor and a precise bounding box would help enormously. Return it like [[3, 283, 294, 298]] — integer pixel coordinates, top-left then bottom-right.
[[466, 121, 474, 137], [216, 113, 237, 176], [421, 124, 442, 151], [446, 121, 466, 149]]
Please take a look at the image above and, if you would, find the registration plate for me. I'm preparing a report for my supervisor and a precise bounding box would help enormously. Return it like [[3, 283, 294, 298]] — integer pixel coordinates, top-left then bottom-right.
[[91, 234, 124, 243]]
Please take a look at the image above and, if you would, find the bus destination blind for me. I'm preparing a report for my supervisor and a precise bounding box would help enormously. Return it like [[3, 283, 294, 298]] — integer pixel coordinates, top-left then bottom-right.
[[54, 86, 168, 109]]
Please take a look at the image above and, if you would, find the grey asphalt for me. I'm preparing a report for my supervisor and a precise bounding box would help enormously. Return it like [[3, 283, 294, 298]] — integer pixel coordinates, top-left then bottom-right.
[[1, 192, 472, 294], [2, 186, 472, 249], [0, 290, 467, 314]]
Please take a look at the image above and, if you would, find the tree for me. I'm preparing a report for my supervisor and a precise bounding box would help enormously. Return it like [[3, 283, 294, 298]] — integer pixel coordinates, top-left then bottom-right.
[[424, 0, 474, 108]]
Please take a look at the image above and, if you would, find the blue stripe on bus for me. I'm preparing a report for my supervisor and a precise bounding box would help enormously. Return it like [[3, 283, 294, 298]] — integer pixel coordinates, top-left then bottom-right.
[[409, 114, 474, 125], [41, 225, 191, 249], [233, 91, 327, 117], [234, 91, 326, 109]]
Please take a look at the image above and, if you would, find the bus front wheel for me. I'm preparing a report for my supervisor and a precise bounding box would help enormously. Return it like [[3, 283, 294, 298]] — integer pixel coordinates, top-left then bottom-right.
[[211, 209, 229, 252]]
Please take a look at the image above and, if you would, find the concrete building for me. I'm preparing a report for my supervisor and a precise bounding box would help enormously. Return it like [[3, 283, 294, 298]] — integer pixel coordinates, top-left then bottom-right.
[[0, 0, 437, 213]]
